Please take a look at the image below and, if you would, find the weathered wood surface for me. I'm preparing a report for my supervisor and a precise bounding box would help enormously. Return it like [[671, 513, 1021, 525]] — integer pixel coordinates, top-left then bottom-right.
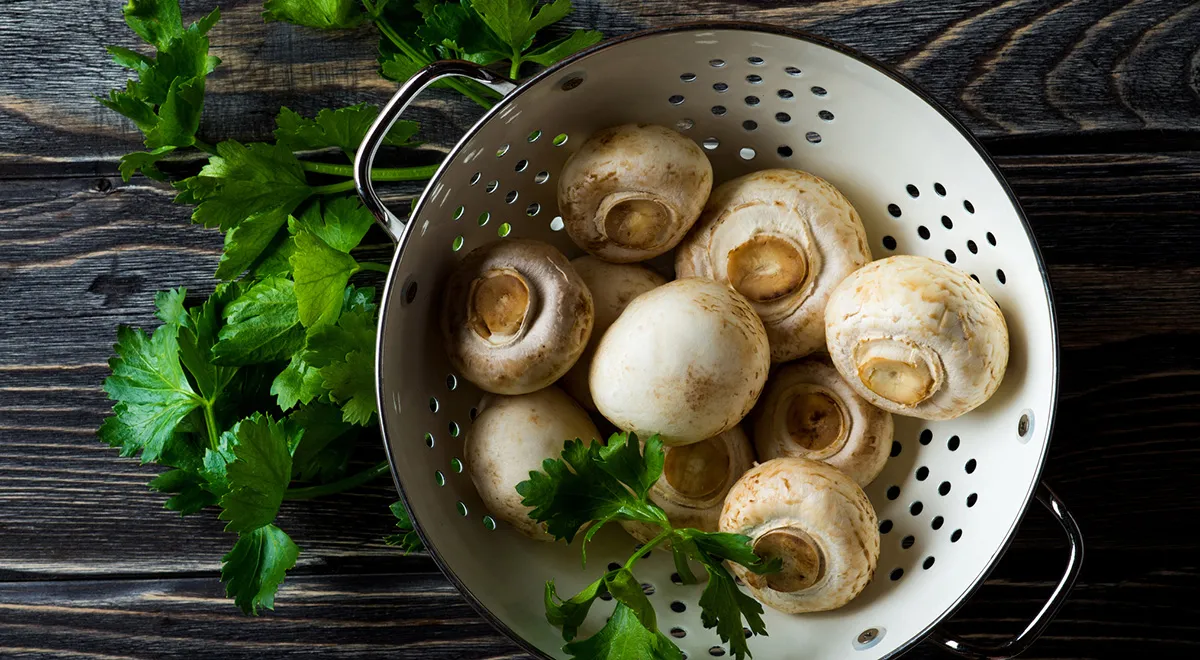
[[3, 0, 1200, 169], [3, 0, 1200, 657]]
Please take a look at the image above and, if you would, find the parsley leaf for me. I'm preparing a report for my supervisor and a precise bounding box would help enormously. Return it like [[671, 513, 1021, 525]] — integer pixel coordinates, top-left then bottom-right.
[[561, 603, 682, 660], [385, 501, 425, 554], [221, 523, 301, 615], [303, 308, 378, 425], [263, 0, 365, 30], [212, 277, 306, 365], [174, 141, 312, 279], [469, 0, 600, 75], [517, 433, 667, 550], [148, 467, 217, 515], [524, 436, 779, 659], [275, 105, 419, 157], [99, 323, 200, 464], [291, 196, 376, 253], [100, 1, 221, 179], [217, 414, 297, 533], [271, 354, 327, 410], [288, 403, 355, 482]]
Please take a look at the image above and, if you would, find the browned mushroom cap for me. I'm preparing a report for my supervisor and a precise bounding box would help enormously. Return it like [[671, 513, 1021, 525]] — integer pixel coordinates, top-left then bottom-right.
[[441, 239, 594, 394], [676, 169, 871, 362], [559, 257, 668, 410], [752, 357, 893, 486], [465, 387, 600, 540], [825, 255, 1009, 419], [621, 427, 756, 544], [720, 457, 879, 614], [558, 124, 713, 263]]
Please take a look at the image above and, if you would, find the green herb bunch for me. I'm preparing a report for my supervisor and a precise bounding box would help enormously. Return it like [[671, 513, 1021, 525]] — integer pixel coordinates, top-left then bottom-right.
[[97, 0, 599, 615], [519, 433, 781, 660]]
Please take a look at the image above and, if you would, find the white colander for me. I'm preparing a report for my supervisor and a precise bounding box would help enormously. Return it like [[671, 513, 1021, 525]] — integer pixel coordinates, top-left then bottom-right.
[[354, 23, 1083, 660]]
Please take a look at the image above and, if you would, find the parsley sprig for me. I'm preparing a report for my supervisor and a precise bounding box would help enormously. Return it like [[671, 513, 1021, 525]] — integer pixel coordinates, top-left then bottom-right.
[[98, 0, 599, 615], [519, 434, 781, 660]]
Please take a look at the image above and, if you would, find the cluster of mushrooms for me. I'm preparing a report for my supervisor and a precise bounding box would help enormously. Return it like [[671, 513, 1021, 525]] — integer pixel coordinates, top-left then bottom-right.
[[443, 123, 1010, 614]]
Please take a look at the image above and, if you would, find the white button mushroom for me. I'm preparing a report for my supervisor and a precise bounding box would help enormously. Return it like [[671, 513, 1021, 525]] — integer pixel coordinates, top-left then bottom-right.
[[824, 255, 1009, 420], [620, 427, 756, 544], [719, 457, 879, 614], [465, 386, 600, 540], [440, 239, 594, 395], [558, 124, 713, 263], [590, 278, 770, 446], [676, 169, 871, 362], [752, 357, 893, 487], [559, 256, 668, 410]]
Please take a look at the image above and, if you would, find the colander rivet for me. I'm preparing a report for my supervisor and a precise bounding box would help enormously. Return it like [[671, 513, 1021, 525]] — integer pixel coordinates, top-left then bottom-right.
[[857, 629, 878, 644], [561, 76, 583, 91]]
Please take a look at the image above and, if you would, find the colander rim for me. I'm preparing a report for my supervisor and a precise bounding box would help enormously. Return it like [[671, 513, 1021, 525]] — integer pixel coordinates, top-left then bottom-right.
[[374, 20, 1062, 660]]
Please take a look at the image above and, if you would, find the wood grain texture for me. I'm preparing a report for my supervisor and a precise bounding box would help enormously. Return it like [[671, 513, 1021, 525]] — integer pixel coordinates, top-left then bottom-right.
[[4, 0, 1200, 656], [3, 0, 1200, 167]]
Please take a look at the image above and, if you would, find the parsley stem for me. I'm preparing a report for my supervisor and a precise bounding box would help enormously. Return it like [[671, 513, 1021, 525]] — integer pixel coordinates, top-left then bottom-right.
[[283, 460, 391, 501], [201, 402, 220, 451], [301, 161, 438, 180], [367, 7, 498, 110], [358, 262, 390, 274], [193, 138, 218, 156], [509, 58, 522, 81], [625, 529, 673, 570]]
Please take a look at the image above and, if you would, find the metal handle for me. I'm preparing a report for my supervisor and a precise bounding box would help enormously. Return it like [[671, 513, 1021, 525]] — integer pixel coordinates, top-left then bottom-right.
[[929, 483, 1084, 660], [354, 61, 517, 240]]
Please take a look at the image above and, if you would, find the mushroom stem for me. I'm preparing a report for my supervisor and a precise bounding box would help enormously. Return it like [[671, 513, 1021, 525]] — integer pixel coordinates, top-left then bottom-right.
[[725, 234, 808, 303], [468, 268, 533, 345], [785, 387, 849, 453], [854, 338, 941, 406], [662, 437, 732, 502], [596, 191, 676, 251], [752, 528, 826, 593]]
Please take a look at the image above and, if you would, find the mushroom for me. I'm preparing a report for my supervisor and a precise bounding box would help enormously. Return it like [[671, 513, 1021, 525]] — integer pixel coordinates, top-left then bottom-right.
[[621, 427, 756, 544], [590, 278, 770, 446], [440, 239, 594, 395], [824, 255, 1009, 420], [465, 386, 600, 540], [558, 124, 713, 263], [719, 457, 879, 614], [559, 256, 668, 410], [676, 169, 871, 362], [752, 357, 893, 487]]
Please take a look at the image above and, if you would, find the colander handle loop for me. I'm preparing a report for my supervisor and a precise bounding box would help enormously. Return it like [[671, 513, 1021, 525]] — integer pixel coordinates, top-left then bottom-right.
[[354, 61, 517, 240], [928, 483, 1083, 660]]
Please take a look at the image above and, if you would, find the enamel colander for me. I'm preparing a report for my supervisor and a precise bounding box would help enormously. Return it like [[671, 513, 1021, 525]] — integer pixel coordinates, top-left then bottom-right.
[[354, 23, 1083, 660]]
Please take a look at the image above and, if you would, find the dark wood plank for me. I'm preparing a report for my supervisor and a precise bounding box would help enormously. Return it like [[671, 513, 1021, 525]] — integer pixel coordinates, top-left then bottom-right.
[[3, 0, 1200, 168]]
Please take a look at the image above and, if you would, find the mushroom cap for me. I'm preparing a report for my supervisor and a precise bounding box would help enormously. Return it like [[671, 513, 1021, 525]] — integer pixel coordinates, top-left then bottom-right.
[[590, 278, 771, 446], [824, 255, 1009, 420], [560, 257, 668, 410], [440, 239, 594, 395], [465, 386, 600, 540], [676, 169, 871, 362], [620, 427, 756, 544], [558, 124, 713, 263], [719, 457, 879, 614], [752, 357, 893, 487]]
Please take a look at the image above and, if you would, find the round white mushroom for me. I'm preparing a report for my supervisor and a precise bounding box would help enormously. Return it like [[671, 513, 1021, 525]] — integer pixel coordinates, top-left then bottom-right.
[[752, 357, 893, 487], [559, 257, 668, 410], [621, 427, 756, 544], [825, 255, 1009, 420], [440, 239, 594, 395], [676, 169, 871, 362], [558, 124, 713, 263], [465, 386, 600, 540], [590, 278, 770, 446], [719, 457, 879, 614]]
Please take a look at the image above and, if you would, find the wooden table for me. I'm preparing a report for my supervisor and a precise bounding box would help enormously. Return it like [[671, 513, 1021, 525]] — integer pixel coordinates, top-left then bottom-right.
[[3, 0, 1199, 657]]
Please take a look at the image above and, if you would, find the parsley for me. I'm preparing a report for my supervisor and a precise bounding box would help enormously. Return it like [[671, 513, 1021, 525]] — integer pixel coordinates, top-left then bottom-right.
[[385, 502, 426, 554], [520, 434, 780, 660], [97, 0, 601, 615]]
